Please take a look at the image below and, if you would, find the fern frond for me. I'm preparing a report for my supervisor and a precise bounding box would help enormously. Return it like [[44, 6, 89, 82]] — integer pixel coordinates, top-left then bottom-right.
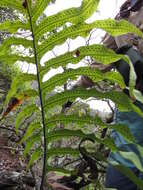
[[36, 24, 93, 56], [42, 67, 125, 95], [45, 88, 143, 117], [102, 137, 118, 152], [47, 148, 79, 158], [44, 88, 138, 113], [27, 149, 42, 170], [45, 115, 106, 129], [24, 134, 41, 156], [35, 0, 99, 38], [37, 19, 143, 56], [110, 124, 135, 143], [32, 0, 51, 22], [46, 129, 97, 142], [42, 67, 103, 94], [20, 122, 41, 143], [5, 74, 36, 105], [45, 117, 135, 144], [0, 37, 33, 53], [0, 55, 34, 65], [40, 44, 124, 75], [80, 0, 99, 21], [24, 126, 118, 165], [47, 129, 118, 151], [92, 19, 143, 39], [16, 104, 39, 132], [16, 89, 38, 100], [39, 52, 81, 75], [0, 0, 26, 13], [0, 21, 29, 33], [104, 71, 125, 89]]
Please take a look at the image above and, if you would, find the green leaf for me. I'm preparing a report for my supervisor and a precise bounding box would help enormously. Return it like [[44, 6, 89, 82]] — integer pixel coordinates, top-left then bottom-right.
[[16, 104, 39, 132], [110, 124, 136, 143], [40, 51, 80, 74], [0, 21, 29, 33], [27, 149, 42, 170], [0, 55, 34, 65], [44, 89, 142, 115], [119, 151, 143, 172], [42, 67, 125, 95], [47, 148, 79, 158], [130, 103, 143, 118], [16, 89, 39, 100], [37, 19, 143, 57], [110, 163, 143, 189], [5, 74, 36, 105], [40, 44, 124, 75], [32, 0, 51, 22], [0, 37, 33, 54], [126, 57, 137, 97], [46, 128, 118, 151], [35, 0, 99, 38], [0, 0, 27, 13], [92, 19, 143, 39], [47, 165, 73, 174], [53, 89, 143, 117], [45, 115, 135, 144], [120, 41, 137, 94], [102, 137, 118, 152], [104, 71, 125, 89], [133, 89, 143, 104], [37, 24, 93, 56], [45, 114, 106, 129], [21, 122, 41, 143], [24, 134, 41, 157], [42, 67, 103, 94], [136, 144, 143, 160], [46, 129, 99, 141]]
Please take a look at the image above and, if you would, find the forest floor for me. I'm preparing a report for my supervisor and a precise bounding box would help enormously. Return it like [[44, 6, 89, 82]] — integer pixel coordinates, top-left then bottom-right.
[[0, 130, 36, 190], [0, 130, 74, 190]]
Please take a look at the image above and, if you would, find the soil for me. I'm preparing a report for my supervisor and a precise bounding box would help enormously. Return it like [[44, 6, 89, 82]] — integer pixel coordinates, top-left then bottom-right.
[[0, 132, 35, 190], [0, 135, 21, 172]]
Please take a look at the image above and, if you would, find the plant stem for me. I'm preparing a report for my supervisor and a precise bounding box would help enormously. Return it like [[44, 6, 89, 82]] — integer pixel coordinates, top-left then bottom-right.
[[26, 2, 47, 190]]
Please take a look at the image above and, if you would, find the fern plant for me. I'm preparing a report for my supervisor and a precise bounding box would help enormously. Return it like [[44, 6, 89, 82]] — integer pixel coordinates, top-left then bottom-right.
[[1, 0, 143, 189]]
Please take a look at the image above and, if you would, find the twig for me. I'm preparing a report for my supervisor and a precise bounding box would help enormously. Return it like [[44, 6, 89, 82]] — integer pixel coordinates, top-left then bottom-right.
[[63, 158, 81, 167], [66, 39, 70, 52], [105, 99, 115, 114], [86, 29, 97, 46], [98, 100, 114, 151], [52, 50, 57, 57], [0, 146, 24, 151]]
